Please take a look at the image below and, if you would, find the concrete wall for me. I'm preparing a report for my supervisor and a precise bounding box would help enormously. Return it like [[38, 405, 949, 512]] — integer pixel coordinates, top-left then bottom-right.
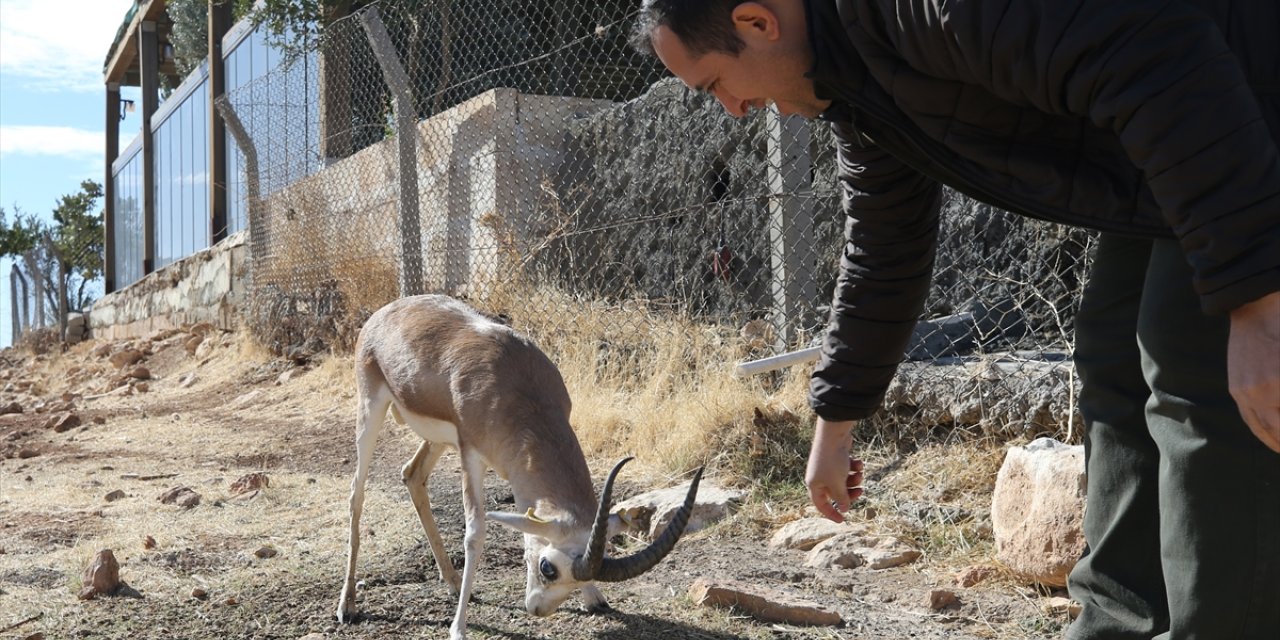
[[88, 231, 247, 340], [253, 88, 613, 299]]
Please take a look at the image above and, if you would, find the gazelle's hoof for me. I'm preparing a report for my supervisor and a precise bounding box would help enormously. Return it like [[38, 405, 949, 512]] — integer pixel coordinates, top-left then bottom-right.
[[443, 572, 463, 597], [586, 601, 615, 614], [337, 595, 359, 623]]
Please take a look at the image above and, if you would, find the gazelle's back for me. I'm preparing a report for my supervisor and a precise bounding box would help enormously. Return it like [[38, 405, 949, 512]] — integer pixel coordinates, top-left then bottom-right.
[[355, 295, 572, 438]]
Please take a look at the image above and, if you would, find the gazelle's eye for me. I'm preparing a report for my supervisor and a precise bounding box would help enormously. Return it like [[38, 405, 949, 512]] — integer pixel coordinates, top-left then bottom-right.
[[539, 558, 559, 581]]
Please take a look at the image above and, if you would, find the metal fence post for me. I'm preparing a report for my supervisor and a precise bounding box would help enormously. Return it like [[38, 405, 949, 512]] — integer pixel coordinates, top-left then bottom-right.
[[766, 108, 817, 348], [360, 6, 425, 298], [58, 256, 69, 341], [216, 98, 264, 274], [10, 266, 22, 344]]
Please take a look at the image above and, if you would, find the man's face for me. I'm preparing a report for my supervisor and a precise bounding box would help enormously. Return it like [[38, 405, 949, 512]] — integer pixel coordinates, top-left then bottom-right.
[[650, 15, 829, 119]]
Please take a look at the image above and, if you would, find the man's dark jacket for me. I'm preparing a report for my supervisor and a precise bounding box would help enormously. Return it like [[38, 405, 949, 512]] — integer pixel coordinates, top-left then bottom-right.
[[806, 0, 1280, 421]]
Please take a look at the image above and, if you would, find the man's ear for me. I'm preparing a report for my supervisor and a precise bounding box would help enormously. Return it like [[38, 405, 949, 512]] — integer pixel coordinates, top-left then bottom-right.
[[731, 2, 781, 42]]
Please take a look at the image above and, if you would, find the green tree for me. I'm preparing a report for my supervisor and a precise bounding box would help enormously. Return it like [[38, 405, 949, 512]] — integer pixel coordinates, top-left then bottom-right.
[[2, 181, 106, 318], [49, 181, 106, 312], [0, 205, 43, 258]]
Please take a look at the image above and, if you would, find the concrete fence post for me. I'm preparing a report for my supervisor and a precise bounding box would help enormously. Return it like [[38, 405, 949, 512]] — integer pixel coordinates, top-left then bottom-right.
[[766, 107, 817, 350], [360, 7, 425, 298], [25, 252, 44, 330]]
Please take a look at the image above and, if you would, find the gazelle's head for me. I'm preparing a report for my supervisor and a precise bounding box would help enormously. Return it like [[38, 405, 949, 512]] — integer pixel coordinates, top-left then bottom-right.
[[488, 457, 703, 616]]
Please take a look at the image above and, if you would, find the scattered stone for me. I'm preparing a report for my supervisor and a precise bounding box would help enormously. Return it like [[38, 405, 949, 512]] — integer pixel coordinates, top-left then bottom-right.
[[806, 533, 921, 571], [954, 565, 999, 588], [92, 416, 106, 425], [183, 334, 204, 356], [232, 390, 262, 407], [191, 587, 208, 600], [224, 596, 238, 606], [91, 343, 112, 358], [17, 447, 39, 459], [158, 486, 201, 509], [178, 373, 198, 388], [128, 366, 151, 380], [689, 577, 842, 626], [254, 546, 278, 559], [769, 518, 861, 551], [50, 413, 82, 433], [109, 349, 144, 370], [929, 589, 959, 610], [1042, 596, 1082, 619], [276, 369, 302, 385], [134, 382, 150, 393], [992, 438, 1086, 587], [104, 490, 126, 502], [143, 535, 157, 550], [230, 472, 270, 495], [1, 401, 24, 415], [189, 322, 216, 337], [611, 482, 743, 538], [138, 473, 179, 481], [78, 549, 121, 600]]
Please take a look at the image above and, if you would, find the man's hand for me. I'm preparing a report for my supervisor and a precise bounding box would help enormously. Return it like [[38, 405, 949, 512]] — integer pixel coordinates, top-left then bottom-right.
[[1228, 290, 1280, 453], [805, 418, 865, 522]]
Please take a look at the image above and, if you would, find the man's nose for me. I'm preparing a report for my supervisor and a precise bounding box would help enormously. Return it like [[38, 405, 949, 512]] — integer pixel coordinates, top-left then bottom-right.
[[710, 88, 748, 118]]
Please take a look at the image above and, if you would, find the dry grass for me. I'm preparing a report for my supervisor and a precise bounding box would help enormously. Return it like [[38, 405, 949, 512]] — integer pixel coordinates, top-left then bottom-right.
[[0, 294, 1068, 639]]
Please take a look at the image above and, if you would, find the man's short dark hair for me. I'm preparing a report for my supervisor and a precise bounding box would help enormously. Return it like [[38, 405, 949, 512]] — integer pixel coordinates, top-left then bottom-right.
[[630, 0, 747, 58]]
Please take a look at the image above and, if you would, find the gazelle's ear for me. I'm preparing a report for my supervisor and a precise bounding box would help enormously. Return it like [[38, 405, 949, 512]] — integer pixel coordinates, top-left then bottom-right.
[[487, 508, 561, 538]]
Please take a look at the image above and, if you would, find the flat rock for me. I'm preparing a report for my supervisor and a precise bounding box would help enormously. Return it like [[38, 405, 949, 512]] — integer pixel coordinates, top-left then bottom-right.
[[612, 481, 742, 538], [806, 533, 921, 571], [109, 349, 144, 370], [688, 577, 842, 626], [158, 486, 201, 509], [230, 472, 270, 495], [769, 518, 863, 551]]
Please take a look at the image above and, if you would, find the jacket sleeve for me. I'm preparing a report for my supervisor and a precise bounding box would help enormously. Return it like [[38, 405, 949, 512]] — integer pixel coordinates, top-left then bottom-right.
[[890, 0, 1280, 314], [810, 122, 941, 421]]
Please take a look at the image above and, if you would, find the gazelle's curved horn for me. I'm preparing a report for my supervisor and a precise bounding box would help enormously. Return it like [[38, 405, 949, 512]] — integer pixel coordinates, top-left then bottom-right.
[[573, 458, 704, 582]]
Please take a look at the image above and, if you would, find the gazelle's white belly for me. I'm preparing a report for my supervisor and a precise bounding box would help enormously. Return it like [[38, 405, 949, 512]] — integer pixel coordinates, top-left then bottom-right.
[[393, 405, 460, 448]]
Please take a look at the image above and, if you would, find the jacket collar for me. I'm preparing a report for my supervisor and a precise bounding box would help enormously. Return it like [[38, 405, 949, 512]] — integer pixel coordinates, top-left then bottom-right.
[[803, 0, 866, 120]]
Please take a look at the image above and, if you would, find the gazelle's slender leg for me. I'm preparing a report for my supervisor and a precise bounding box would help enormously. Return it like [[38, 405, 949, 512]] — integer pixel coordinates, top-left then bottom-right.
[[336, 382, 391, 623], [401, 439, 461, 594], [449, 448, 488, 640]]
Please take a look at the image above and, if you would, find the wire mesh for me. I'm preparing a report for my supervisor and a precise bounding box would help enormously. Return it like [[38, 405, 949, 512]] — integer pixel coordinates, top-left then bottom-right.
[[220, 0, 1094, 436], [7, 232, 103, 349]]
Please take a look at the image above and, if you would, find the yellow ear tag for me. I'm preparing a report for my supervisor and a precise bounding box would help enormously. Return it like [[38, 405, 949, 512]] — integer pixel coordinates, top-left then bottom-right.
[[524, 508, 549, 524]]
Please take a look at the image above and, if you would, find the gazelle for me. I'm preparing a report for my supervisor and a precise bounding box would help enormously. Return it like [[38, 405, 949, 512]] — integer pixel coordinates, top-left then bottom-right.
[[337, 295, 703, 640]]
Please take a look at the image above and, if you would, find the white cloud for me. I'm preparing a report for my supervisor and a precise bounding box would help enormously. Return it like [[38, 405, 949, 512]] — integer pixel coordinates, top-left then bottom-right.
[[0, 0, 139, 92], [0, 125, 102, 159]]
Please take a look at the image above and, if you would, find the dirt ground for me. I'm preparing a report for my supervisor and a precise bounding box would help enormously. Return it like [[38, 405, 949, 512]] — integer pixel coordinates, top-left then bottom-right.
[[0, 329, 1070, 640]]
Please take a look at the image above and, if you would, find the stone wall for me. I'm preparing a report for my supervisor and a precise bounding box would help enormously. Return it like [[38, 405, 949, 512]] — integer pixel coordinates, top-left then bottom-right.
[[88, 232, 247, 341]]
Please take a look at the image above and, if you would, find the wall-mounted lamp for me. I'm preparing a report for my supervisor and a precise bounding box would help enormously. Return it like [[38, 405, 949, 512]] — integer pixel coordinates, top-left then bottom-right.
[[161, 42, 175, 62], [120, 99, 136, 121]]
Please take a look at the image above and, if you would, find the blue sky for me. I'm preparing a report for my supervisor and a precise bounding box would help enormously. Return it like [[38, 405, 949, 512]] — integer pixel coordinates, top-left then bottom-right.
[[1, 0, 143, 346]]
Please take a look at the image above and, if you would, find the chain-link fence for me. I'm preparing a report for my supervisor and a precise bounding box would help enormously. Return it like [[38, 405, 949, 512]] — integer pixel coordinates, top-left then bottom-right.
[[219, 0, 1094, 438], [7, 233, 103, 349]]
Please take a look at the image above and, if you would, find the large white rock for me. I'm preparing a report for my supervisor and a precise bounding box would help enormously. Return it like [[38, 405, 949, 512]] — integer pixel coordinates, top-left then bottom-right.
[[612, 483, 743, 539], [991, 437, 1086, 587]]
